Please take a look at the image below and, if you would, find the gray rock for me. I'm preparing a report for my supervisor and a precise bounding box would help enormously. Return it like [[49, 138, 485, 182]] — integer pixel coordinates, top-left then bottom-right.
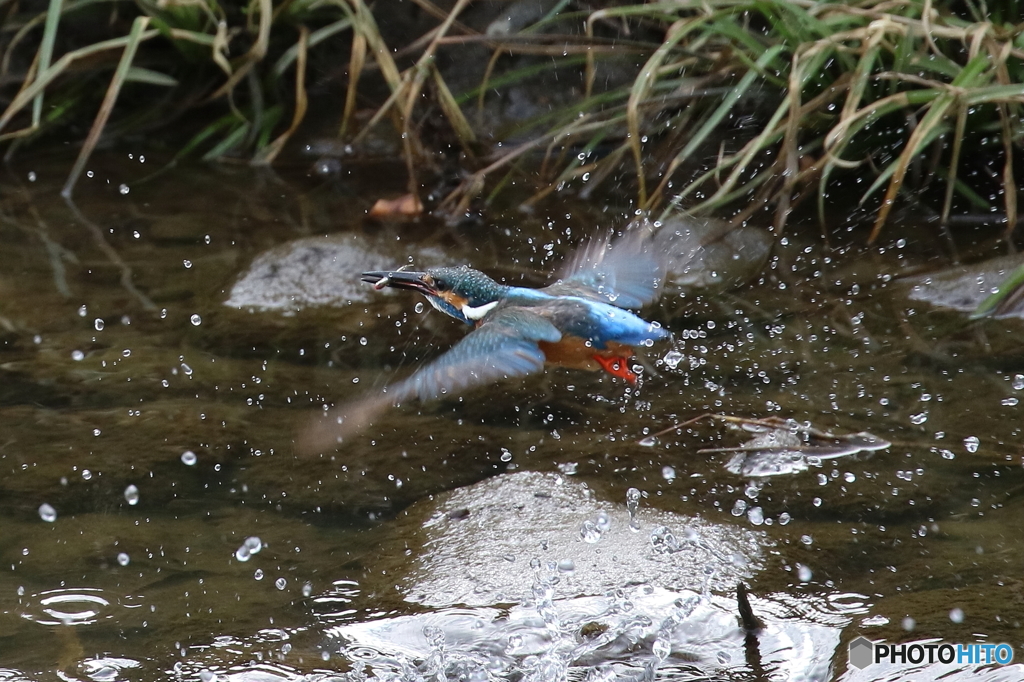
[[907, 254, 1024, 317], [224, 235, 448, 312], [394, 471, 766, 607], [655, 214, 773, 293]]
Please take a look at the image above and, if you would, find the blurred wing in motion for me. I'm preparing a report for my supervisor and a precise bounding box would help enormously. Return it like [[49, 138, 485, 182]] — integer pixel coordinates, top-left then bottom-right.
[[382, 307, 562, 404], [297, 307, 561, 453], [550, 219, 665, 309]]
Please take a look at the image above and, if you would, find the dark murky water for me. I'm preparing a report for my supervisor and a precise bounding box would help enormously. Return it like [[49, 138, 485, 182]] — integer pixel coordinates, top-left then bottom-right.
[[2, 153, 1024, 681]]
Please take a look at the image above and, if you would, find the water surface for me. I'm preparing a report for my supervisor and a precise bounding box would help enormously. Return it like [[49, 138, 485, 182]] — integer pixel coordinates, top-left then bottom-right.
[[1, 153, 1022, 681]]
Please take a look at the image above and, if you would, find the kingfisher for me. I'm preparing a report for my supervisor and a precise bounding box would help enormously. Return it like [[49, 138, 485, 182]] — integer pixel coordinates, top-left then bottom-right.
[[298, 222, 670, 451]]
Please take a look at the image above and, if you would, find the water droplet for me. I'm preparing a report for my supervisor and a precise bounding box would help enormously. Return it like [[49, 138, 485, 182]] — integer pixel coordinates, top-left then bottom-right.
[[181, 450, 197, 466], [124, 484, 139, 505], [800, 534, 813, 546], [626, 488, 641, 531], [731, 499, 748, 517], [78, 305, 88, 317], [910, 412, 927, 424], [580, 520, 602, 543], [359, 337, 368, 346], [940, 448, 955, 460], [275, 578, 287, 590], [661, 465, 676, 482], [254, 569, 264, 580], [844, 472, 856, 483], [817, 473, 828, 486], [652, 637, 671, 660], [662, 350, 684, 369], [27, 171, 36, 182], [797, 563, 812, 582], [1014, 374, 1024, 390], [183, 260, 192, 269], [746, 506, 764, 525], [190, 314, 202, 326], [38, 503, 57, 522], [949, 607, 964, 623], [1002, 397, 1018, 406], [117, 552, 130, 566], [638, 436, 657, 447], [414, 302, 424, 314], [556, 559, 575, 573], [302, 582, 312, 597], [812, 497, 822, 507], [82, 469, 92, 480], [964, 436, 980, 453], [499, 448, 513, 462], [94, 318, 104, 331], [777, 512, 791, 525], [71, 349, 85, 361], [118, 184, 129, 195], [235, 545, 251, 562], [93, 429, 101, 437]]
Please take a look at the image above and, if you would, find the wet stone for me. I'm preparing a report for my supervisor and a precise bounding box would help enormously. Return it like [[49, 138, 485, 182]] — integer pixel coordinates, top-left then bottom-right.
[[224, 235, 449, 312], [655, 213, 774, 294], [906, 254, 1024, 318], [367, 471, 767, 608]]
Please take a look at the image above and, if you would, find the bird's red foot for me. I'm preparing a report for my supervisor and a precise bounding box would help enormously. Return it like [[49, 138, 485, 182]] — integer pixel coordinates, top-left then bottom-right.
[[593, 355, 637, 384]]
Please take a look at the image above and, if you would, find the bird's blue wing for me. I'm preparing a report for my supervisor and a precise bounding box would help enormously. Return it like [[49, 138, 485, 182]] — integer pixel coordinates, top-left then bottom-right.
[[550, 219, 665, 309], [383, 307, 562, 404]]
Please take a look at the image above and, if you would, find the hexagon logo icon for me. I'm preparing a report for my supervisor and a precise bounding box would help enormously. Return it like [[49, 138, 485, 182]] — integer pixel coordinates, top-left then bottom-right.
[[849, 636, 875, 670]]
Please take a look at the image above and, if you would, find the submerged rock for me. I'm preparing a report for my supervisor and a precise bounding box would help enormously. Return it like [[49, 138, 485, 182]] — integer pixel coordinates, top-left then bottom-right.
[[906, 254, 1024, 318], [655, 214, 773, 294]]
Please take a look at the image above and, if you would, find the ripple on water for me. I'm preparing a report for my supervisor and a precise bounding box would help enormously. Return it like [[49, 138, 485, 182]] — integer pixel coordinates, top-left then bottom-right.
[[22, 587, 114, 626], [79, 657, 140, 682]]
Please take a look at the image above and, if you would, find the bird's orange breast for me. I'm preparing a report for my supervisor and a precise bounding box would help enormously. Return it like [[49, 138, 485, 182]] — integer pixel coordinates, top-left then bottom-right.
[[538, 336, 634, 371]]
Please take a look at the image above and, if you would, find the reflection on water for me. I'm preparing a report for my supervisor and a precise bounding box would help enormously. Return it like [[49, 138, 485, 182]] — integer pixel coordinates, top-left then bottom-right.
[[1, 154, 1023, 680]]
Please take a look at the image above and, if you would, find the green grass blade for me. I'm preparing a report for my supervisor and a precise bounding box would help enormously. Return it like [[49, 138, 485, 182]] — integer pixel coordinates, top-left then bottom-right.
[[124, 66, 178, 87], [819, 41, 879, 224], [675, 44, 786, 165], [972, 263, 1024, 319], [201, 121, 250, 161], [0, 29, 160, 134], [271, 18, 352, 80], [432, 65, 477, 146], [32, 0, 64, 128], [62, 16, 151, 198], [175, 115, 237, 160], [858, 120, 951, 205]]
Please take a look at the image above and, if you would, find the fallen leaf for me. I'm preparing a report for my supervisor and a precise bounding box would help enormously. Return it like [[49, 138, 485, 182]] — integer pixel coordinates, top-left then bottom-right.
[[368, 193, 423, 219]]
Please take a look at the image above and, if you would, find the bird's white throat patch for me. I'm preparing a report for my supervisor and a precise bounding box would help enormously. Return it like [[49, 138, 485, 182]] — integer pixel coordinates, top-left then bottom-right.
[[462, 300, 498, 320]]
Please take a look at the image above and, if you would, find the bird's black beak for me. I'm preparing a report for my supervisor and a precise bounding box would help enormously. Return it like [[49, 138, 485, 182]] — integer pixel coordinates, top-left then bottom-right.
[[361, 270, 435, 295]]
